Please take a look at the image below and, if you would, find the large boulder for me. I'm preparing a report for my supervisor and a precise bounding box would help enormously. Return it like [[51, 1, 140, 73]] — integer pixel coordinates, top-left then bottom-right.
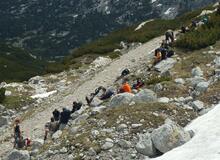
[[7, 149, 30, 160], [133, 89, 157, 103], [154, 58, 177, 73], [151, 119, 191, 153], [31, 139, 44, 150], [191, 67, 203, 77], [188, 77, 206, 87], [0, 116, 9, 127], [110, 93, 134, 107], [195, 82, 209, 93], [135, 133, 157, 157], [191, 100, 204, 112]]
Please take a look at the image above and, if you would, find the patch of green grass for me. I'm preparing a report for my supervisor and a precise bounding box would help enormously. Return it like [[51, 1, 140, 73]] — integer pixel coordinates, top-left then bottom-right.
[[146, 76, 172, 85], [175, 14, 220, 50]]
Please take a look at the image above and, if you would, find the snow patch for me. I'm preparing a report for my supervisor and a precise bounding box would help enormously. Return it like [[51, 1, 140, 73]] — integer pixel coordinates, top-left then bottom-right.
[[151, 104, 220, 160], [164, 8, 175, 15], [135, 19, 154, 31], [31, 90, 57, 99]]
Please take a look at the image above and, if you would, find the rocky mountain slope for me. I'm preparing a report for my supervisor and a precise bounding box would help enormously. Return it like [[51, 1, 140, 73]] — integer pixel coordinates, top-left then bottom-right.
[[0, 0, 218, 58]]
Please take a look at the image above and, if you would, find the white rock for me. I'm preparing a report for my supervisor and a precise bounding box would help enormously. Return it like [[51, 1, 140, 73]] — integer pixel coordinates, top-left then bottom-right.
[[133, 89, 157, 103], [195, 82, 209, 93], [214, 56, 220, 68], [32, 139, 44, 150], [191, 100, 204, 112], [154, 58, 177, 73], [151, 119, 191, 153], [131, 124, 143, 129], [101, 139, 114, 150], [110, 93, 134, 107], [52, 130, 62, 140], [135, 133, 157, 157], [7, 149, 30, 160], [117, 124, 128, 132], [91, 130, 100, 138], [158, 97, 170, 103], [192, 67, 203, 77], [174, 78, 185, 85], [60, 147, 68, 153], [154, 83, 163, 92]]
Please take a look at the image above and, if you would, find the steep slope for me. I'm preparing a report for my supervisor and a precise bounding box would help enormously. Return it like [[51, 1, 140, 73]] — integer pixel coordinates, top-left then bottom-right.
[[0, 43, 45, 82], [0, 0, 218, 58]]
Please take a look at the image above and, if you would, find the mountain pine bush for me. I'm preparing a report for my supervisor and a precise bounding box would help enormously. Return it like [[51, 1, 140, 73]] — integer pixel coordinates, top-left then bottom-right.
[[175, 14, 220, 50], [0, 88, 6, 103]]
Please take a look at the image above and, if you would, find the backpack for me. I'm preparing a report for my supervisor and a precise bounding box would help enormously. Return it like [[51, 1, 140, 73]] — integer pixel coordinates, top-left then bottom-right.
[[121, 69, 130, 76]]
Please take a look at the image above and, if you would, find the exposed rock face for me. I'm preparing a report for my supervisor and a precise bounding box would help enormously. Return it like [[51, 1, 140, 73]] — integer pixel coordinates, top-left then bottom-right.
[[133, 89, 157, 103], [135, 133, 157, 157], [110, 93, 134, 107], [154, 58, 177, 73], [192, 67, 203, 77], [0, 116, 9, 127], [151, 119, 191, 153], [7, 149, 30, 160]]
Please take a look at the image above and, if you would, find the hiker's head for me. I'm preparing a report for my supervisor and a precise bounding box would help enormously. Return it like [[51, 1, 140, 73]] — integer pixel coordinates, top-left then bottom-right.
[[15, 118, 20, 124], [137, 78, 141, 83], [73, 101, 77, 106], [51, 117, 55, 122], [62, 107, 67, 111]]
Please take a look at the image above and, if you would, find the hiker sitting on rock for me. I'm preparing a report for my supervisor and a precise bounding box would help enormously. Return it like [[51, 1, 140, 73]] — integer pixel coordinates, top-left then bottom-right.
[[14, 118, 21, 148], [59, 108, 71, 130], [132, 78, 144, 90], [71, 101, 82, 113], [44, 117, 60, 141], [118, 79, 132, 93], [165, 29, 174, 43], [99, 87, 115, 100], [85, 86, 104, 105], [52, 109, 60, 121], [115, 68, 130, 82]]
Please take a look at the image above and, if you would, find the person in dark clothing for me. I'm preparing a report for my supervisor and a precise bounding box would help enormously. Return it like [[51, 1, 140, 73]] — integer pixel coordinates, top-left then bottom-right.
[[132, 78, 144, 90], [181, 26, 186, 33], [14, 118, 21, 148], [71, 101, 82, 113], [85, 86, 105, 105], [115, 68, 130, 82], [217, 6, 220, 15], [60, 108, 71, 124], [160, 40, 169, 49], [160, 48, 168, 60], [99, 87, 115, 100], [52, 109, 60, 121], [167, 50, 175, 58]]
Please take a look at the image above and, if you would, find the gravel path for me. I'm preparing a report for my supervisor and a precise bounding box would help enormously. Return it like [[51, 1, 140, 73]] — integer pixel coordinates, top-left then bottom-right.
[[0, 35, 164, 158]]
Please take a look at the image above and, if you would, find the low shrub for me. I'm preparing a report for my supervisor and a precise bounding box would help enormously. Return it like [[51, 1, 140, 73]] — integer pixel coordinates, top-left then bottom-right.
[[0, 88, 6, 103]]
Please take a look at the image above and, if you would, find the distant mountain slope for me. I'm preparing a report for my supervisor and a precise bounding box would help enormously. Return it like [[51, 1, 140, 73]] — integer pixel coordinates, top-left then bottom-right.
[[0, 0, 218, 58], [0, 43, 45, 82]]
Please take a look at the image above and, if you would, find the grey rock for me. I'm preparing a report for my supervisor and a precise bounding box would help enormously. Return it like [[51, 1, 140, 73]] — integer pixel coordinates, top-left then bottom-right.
[[158, 97, 170, 103], [214, 56, 220, 68], [154, 58, 177, 73], [192, 67, 203, 77], [90, 97, 103, 107], [87, 148, 97, 156], [189, 77, 206, 87], [195, 82, 209, 93], [91, 130, 100, 138], [110, 93, 134, 107], [60, 147, 68, 153], [154, 83, 163, 92], [74, 113, 89, 125], [69, 126, 79, 134], [174, 78, 185, 85], [133, 89, 157, 103], [118, 139, 132, 149], [135, 133, 157, 157], [0, 104, 5, 112], [101, 138, 114, 150], [7, 149, 30, 160], [151, 119, 191, 153], [68, 154, 74, 160], [0, 116, 9, 127], [191, 100, 204, 111], [52, 130, 62, 140], [131, 124, 143, 129], [32, 139, 44, 150], [117, 124, 128, 132]]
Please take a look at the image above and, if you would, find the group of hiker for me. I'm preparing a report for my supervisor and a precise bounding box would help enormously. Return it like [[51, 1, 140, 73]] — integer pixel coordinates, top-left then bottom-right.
[[153, 29, 175, 65], [86, 70, 145, 106], [13, 118, 31, 149], [44, 101, 82, 141]]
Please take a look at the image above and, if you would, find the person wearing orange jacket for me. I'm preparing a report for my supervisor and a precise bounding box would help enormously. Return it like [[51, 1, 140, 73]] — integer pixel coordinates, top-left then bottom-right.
[[118, 79, 132, 93]]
